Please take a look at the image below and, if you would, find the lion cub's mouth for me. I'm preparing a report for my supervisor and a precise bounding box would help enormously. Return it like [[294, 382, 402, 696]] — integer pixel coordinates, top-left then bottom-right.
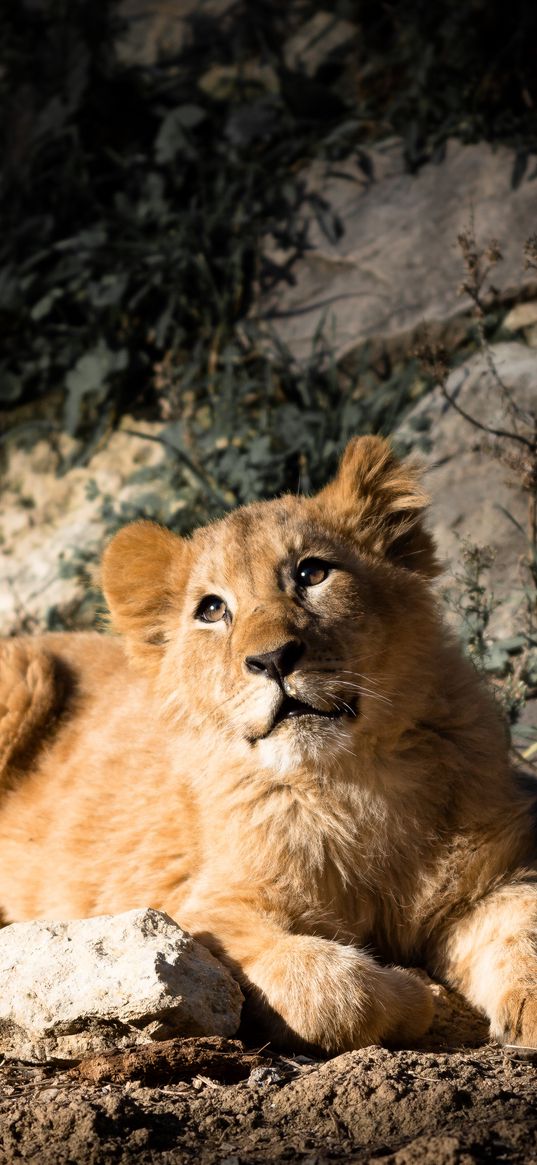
[[270, 695, 357, 733]]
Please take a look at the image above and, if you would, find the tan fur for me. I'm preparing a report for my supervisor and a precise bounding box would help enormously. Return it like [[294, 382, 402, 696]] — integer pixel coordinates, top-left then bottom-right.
[[0, 435, 536, 1053]]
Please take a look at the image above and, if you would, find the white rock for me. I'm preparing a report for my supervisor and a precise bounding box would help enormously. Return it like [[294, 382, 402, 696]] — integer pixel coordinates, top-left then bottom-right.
[[0, 908, 243, 1061], [258, 139, 537, 364]]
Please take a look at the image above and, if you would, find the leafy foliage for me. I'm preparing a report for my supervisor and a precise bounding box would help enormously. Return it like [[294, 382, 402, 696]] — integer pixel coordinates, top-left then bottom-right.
[[1, 0, 536, 466], [0, 0, 349, 436], [352, 0, 537, 172]]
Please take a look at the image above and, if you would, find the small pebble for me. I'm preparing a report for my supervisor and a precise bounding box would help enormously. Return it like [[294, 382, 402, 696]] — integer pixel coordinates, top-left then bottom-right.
[[503, 1044, 537, 1063], [38, 1088, 58, 1100], [248, 1066, 283, 1088]]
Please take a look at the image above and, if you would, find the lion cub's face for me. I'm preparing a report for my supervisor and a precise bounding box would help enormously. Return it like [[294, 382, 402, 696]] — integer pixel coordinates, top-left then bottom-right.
[[172, 499, 378, 769], [102, 437, 440, 772]]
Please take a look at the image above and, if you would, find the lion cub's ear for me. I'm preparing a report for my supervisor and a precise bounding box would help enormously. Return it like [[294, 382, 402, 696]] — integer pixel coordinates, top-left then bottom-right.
[[101, 521, 190, 671], [317, 436, 440, 578]]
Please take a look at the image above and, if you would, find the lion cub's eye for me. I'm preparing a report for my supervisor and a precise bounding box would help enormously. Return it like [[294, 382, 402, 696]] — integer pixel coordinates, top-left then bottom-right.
[[295, 558, 332, 588], [195, 595, 228, 623]]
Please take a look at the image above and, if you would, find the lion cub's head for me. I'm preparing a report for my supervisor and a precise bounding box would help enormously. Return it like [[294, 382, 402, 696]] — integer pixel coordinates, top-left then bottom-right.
[[102, 437, 442, 772]]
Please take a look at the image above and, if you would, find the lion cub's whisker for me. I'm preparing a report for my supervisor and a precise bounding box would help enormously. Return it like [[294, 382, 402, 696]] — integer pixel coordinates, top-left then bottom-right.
[[339, 668, 388, 688]]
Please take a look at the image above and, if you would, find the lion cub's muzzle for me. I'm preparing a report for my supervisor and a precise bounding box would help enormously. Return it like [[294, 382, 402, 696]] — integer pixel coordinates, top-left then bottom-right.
[[244, 637, 357, 739]]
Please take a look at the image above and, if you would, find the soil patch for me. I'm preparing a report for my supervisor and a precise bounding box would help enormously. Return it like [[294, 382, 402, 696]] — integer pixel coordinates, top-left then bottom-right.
[[0, 1037, 535, 1164]]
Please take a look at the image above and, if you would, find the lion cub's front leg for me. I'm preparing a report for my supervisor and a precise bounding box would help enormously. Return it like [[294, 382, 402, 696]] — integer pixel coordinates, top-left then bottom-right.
[[243, 931, 433, 1052], [438, 882, 537, 1048], [179, 896, 433, 1053]]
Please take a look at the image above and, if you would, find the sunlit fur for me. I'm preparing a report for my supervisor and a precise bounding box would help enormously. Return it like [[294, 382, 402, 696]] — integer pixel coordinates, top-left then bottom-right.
[[1, 436, 536, 1053]]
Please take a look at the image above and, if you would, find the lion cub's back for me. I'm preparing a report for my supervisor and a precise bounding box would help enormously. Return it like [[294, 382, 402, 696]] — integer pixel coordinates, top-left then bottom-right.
[[0, 632, 199, 922]]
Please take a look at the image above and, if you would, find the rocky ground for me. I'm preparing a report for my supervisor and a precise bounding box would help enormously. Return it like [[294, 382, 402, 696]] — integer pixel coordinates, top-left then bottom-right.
[[3, 917, 529, 1163], [0, 1036, 536, 1164], [0, 918, 534, 1162]]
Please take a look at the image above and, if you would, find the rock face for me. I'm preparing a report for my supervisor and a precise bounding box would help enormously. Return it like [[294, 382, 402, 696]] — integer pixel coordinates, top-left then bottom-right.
[[0, 418, 180, 635], [396, 340, 537, 641], [117, 0, 231, 67], [259, 139, 537, 363], [0, 909, 243, 1061]]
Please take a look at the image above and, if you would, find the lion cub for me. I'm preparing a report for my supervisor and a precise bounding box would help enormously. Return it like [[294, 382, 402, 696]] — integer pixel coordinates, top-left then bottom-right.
[[0, 436, 536, 1053]]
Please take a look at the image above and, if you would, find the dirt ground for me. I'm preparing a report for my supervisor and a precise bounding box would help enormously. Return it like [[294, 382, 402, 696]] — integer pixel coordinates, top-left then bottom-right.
[[1, 1026, 536, 1165]]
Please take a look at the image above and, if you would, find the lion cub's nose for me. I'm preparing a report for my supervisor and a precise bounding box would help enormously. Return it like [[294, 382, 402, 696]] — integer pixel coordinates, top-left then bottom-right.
[[245, 640, 303, 684]]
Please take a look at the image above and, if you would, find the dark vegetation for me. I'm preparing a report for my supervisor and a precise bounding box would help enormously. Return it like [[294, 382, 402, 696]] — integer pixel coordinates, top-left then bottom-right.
[[1, 0, 536, 516]]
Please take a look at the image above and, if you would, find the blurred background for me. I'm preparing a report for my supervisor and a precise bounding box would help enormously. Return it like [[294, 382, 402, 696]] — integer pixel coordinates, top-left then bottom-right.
[[1, 0, 537, 751]]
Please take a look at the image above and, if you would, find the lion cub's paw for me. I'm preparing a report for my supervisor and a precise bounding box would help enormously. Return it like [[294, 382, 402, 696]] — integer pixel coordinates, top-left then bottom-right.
[[248, 935, 433, 1054], [378, 966, 435, 1046], [494, 987, 537, 1048]]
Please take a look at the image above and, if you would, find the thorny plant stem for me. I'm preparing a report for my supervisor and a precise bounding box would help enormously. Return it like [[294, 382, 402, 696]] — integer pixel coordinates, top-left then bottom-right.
[[528, 418, 537, 587], [437, 382, 537, 453]]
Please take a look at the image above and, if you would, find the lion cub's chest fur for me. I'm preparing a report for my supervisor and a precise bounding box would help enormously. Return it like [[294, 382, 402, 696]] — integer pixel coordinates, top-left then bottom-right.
[[190, 735, 453, 960]]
